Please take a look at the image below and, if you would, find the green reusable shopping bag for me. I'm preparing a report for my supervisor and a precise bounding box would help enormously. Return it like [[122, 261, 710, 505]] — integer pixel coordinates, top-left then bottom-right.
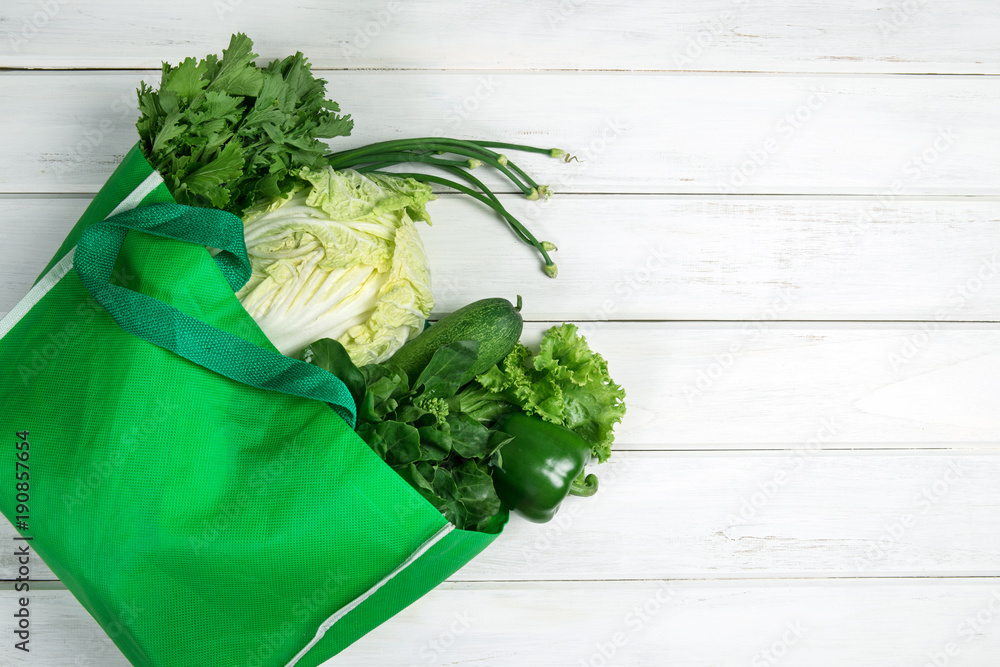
[[0, 143, 506, 667]]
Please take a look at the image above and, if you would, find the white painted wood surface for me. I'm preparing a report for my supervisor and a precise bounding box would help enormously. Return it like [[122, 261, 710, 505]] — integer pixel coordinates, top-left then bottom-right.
[[3, 452, 1000, 582], [2, 0, 1000, 75], [4, 72, 1000, 196], [2, 5, 999, 667], [8, 579, 1000, 667], [6, 196, 1000, 322]]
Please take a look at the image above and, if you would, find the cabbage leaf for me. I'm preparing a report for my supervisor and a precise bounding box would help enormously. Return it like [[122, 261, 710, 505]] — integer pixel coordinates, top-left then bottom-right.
[[236, 167, 435, 365]]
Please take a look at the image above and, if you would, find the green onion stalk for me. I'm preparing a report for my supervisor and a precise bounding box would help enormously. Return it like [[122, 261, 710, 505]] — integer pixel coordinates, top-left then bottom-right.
[[325, 138, 574, 278]]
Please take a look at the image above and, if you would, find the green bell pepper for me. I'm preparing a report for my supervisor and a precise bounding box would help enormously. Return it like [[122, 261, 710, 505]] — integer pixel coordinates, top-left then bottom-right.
[[491, 411, 599, 523]]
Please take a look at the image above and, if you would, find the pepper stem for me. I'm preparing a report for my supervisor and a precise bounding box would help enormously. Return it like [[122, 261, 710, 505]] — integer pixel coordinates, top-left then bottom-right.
[[569, 471, 599, 497]]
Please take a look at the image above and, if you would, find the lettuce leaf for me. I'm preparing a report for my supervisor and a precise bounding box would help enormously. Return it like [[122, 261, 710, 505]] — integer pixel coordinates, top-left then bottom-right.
[[475, 323, 625, 463]]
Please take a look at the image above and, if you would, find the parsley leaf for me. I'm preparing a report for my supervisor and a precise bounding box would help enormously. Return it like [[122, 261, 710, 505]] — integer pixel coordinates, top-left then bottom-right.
[[136, 33, 353, 214]]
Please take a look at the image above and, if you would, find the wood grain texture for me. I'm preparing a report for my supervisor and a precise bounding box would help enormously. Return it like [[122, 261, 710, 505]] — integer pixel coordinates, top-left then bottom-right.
[[2, 4, 999, 666], [3, 72, 1000, 195], [2, 452, 998, 582], [6, 195, 1000, 323], [4, 227, 1000, 447], [1, 1, 999, 74], [4, 256, 1000, 446], [3, 579, 1000, 666], [574, 322, 1000, 448]]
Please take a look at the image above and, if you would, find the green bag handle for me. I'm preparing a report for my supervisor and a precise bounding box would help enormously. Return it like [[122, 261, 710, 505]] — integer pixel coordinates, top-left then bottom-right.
[[73, 201, 358, 428]]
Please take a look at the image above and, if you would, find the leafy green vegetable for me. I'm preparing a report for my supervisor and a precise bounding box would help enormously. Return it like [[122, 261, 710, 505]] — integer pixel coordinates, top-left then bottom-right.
[[396, 461, 494, 530], [413, 339, 479, 399], [303, 316, 624, 529], [137, 34, 578, 280], [137, 33, 353, 214], [235, 166, 435, 364], [475, 323, 625, 463], [299, 338, 366, 412], [326, 139, 570, 277], [343, 341, 504, 531], [359, 363, 410, 421]]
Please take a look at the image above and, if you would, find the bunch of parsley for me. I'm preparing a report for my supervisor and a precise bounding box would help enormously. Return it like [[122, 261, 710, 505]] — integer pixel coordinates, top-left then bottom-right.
[[135, 34, 572, 277], [136, 33, 353, 214]]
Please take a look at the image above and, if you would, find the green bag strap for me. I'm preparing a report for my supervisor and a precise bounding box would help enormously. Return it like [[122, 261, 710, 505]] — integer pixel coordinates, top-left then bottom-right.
[[73, 201, 357, 428]]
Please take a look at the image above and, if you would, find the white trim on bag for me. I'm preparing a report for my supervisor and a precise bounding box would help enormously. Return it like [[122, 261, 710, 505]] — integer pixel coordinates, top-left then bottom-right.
[[0, 171, 164, 342], [0, 248, 78, 341], [283, 522, 456, 667], [107, 171, 164, 217]]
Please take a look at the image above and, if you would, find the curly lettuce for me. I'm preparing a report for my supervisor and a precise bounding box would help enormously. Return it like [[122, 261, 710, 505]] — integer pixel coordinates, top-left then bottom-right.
[[474, 323, 626, 463]]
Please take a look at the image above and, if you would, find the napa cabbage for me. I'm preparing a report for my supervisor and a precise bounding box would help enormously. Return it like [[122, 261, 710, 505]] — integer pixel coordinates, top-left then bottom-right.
[[236, 166, 435, 366]]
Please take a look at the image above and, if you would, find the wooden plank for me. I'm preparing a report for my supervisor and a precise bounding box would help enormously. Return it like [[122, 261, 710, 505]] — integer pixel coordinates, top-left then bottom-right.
[[4, 451, 998, 581], [3, 279, 1000, 445], [564, 322, 1000, 447], [3, 579, 999, 666], [2, 1, 1000, 74], [464, 452, 1000, 580], [3, 72, 1000, 195], [5, 195, 1000, 323], [0, 197, 86, 311], [3, 208, 1000, 448], [419, 195, 1000, 322], [332, 579, 1000, 667]]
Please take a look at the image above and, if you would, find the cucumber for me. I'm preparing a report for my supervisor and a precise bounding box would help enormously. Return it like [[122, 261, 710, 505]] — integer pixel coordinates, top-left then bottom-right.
[[388, 296, 524, 385]]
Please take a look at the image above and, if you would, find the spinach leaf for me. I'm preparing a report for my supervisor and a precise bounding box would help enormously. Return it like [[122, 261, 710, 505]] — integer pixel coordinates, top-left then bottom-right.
[[447, 413, 492, 459], [414, 340, 479, 399], [300, 338, 366, 411], [351, 339, 510, 531]]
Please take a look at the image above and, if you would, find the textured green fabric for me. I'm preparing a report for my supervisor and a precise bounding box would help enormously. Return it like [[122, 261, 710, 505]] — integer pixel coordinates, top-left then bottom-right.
[[75, 202, 356, 427], [0, 143, 504, 666], [295, 511, 507, 666], [36, 143, 174, 281]]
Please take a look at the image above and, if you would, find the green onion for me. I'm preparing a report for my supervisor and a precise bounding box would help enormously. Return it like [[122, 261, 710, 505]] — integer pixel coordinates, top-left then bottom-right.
[[326, 137, 567, 278]]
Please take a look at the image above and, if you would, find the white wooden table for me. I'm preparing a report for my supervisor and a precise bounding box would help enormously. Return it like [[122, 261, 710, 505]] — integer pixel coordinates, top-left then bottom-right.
[[3, 2, 1000, 665]]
